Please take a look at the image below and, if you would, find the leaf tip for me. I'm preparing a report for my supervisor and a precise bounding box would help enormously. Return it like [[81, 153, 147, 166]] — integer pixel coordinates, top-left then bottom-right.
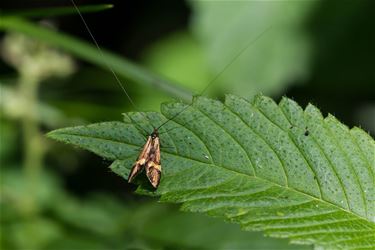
[[280, 95, 294, 105], [305, 103, 323, 119], [122, 113, 131, 123], [351, 126, 373, 138], [224, 93, 241, 105], [46, 130, 59, 140], [251, 92, 265, 105]]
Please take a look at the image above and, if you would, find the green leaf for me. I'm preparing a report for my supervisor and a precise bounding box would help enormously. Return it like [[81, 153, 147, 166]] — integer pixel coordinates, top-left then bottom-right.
[[2, 4, 113, 18], [48, 94, 375, 249], [189, 1, 317, 97]]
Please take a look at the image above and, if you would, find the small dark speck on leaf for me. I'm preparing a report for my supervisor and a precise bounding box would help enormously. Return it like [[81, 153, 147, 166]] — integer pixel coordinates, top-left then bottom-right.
[[304, 127, 309, 136]]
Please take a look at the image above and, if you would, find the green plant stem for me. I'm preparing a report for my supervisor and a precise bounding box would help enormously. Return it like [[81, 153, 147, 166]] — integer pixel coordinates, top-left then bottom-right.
[[19, 74, 44, 214], [0, 17, 193, 102], [2, 4, 113, 18]]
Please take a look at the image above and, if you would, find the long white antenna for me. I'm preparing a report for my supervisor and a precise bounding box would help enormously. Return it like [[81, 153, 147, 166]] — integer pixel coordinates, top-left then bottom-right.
[[70, 0, 139, 111], [71, 0, 271, 132], [156, 26, 271, 130]]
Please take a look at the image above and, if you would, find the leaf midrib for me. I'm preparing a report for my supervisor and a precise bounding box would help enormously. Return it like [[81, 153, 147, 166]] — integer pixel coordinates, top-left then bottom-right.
[[52, 130, 371, 224]]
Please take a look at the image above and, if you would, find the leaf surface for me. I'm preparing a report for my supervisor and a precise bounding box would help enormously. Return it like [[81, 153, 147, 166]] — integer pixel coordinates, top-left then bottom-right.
[[48, 94, 375, 249]]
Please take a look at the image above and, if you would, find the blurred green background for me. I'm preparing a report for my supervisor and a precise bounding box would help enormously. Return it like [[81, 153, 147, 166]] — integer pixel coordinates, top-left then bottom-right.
[[0, 0, 373, 249]]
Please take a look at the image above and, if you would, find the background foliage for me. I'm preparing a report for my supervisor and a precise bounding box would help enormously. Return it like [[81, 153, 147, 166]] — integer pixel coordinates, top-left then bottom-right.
[[0, 0, 374, 249]]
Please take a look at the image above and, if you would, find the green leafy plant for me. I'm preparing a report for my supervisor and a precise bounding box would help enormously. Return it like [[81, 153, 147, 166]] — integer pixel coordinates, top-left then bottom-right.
[[48, 94, 375, 249], [0, 17, 192, 101], [2, 2, 373, 249], [2, 4, 113, 18]]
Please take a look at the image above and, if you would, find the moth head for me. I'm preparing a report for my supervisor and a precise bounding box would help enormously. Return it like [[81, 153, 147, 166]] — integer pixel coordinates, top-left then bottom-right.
[[151, 128, 159, 139]]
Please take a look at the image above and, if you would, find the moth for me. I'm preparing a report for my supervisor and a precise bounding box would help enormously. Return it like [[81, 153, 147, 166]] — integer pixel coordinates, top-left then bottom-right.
[[128, 128, 161, 188], [71, 0, 269, 189]]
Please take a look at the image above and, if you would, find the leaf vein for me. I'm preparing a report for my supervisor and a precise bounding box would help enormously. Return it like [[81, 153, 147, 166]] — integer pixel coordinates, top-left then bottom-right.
[[323, 120, 368, 218], [278, 104, 351, 210], [223, 102, 289, 186], [195, 106, 256, 176], [253, 104, 323, 198]]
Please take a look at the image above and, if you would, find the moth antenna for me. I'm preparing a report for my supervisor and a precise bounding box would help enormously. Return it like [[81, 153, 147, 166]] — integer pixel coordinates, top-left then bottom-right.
[[156, 25, 272, 130], [72, 0, 270, 134], [70, 0, 153, 127], [158, 113, 203, 136], [124, 113, 153, 137]]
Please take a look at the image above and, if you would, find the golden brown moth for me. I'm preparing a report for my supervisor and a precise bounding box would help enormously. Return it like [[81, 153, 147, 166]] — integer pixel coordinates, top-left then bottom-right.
[[71, 0, 270, 189], [128, 128, 161, 188]]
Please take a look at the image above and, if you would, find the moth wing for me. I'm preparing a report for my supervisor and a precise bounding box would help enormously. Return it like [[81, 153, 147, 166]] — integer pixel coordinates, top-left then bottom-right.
[[128, 136, 152, 183], [146, 136, 161, 188], [153, 136, 161, 164], [145, 161, 161, 188], [137, 136, 153, 161]]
